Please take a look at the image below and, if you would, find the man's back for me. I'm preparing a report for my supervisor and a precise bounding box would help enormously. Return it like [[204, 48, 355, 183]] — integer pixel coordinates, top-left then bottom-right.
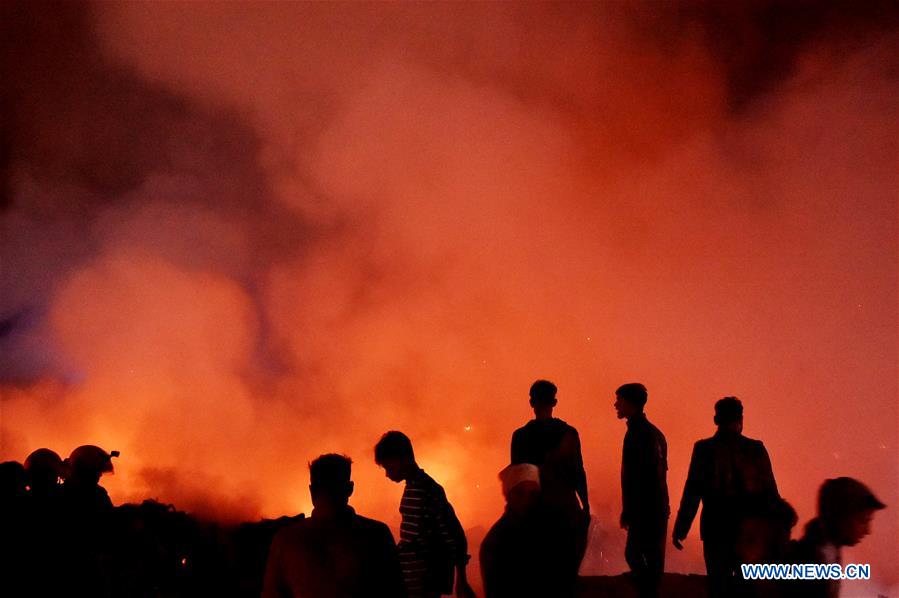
[[511, 418, 586, 512], [511, 418, 573, 467], [398, 468, 467, 597], [480, 509, 565, 598], [674, 431, 778, 540], [783, 519, 841, 598], [262, 507, 405, 598]]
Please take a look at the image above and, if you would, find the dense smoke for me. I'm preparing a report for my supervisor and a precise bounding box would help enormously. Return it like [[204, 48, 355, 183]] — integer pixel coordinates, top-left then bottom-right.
[[1, 1, 896, 591]]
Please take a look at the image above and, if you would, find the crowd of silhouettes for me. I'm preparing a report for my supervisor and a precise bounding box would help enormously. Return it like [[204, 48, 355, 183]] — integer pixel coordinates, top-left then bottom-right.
[[0, 445, 302, 597], [0, 379, 887, 598]]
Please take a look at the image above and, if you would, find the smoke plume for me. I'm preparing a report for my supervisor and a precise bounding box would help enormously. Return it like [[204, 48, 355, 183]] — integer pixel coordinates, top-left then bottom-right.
[[2, 0, 896, 590]]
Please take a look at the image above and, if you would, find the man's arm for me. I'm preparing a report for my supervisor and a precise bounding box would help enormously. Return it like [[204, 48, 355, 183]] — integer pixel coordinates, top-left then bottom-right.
[[511, 428, 524, 464], [645, 430, 668, 511], [432, 487, 474, 597], [673, 442, 703, 548], [657, 432, 670, 518], [757, 441, 779, 497], [570, 429, 590, 515], [620, 430, 634, 527]]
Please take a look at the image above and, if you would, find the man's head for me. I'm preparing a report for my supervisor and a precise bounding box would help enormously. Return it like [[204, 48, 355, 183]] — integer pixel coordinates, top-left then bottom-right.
[[714, 396, 743, 433], [614, 383, 647, 420], [309, 454, 354, 509], [818, 477, 886, 547], [529, 379, 557, 418], [374, 431, 416, 483], [499, 464, 541, 517]]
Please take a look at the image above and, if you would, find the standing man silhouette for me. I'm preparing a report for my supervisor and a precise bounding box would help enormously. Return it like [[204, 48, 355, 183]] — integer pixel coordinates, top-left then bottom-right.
[[262, 454, 405, 598], [614, 383, 669, 598], [511, 379, 589, 594], [673, 397, 779, 597]]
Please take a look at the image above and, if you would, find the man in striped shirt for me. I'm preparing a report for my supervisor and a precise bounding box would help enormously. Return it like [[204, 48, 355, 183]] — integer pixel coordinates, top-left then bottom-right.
[[375, 431, 475, 598]]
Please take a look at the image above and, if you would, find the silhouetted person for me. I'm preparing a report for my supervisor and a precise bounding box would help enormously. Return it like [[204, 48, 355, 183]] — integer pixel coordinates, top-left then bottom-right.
[[614, 383, 669, 598], [735, 496, 797, 598], [673, 397, 779, 598], [375, 431, 475, 598], [23, 448, 66, 595], [787, 477, 886, 598], [480, 464, 569, 598], [511, 380, 589, 574], [25, 447, 64, 509], [62, 444, 116, 514], [61, 445, 118, 596], [0, 461, 28, 595], [0, 460, 26, 509], [262, 454, 405, 598]]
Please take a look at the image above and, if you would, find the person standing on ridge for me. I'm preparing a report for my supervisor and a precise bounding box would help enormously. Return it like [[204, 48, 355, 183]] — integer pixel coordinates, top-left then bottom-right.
[[511, 379, 589, 589], [673, 397, 779, 597], [614, 383, 669, 598]]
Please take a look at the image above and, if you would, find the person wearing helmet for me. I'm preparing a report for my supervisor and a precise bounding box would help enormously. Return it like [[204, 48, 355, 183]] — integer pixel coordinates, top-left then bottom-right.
[[25, 448, 64, 508], [65, 445, 117, 487], [21, 449, 66, 595], [61, 445, 118, 595]]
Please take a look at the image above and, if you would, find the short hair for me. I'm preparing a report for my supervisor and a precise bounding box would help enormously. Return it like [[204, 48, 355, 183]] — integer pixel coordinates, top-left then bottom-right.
[[616, 383, 648, 408], [529, 380, 558, 407], [374, 431, 414, 464], [714, 396, 743, 425], [309, 454, 352, 489]]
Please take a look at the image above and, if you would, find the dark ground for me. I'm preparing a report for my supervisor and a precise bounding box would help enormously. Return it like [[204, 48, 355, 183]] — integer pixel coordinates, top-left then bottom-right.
[[13, 499, 712, 597], [579, 574, 707, 597]]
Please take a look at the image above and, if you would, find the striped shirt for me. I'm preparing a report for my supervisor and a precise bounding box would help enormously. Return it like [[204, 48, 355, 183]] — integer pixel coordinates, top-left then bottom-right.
[[397, 468, 468, 597]]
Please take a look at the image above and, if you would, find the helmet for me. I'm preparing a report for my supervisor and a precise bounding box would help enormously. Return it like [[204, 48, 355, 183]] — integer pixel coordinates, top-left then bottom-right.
[[67, 445, 118, 476], [24, 448, 63, 477]]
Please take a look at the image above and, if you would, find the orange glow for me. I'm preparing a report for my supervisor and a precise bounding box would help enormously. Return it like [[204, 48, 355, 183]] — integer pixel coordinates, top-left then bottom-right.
[[0, 3, 895, 594]]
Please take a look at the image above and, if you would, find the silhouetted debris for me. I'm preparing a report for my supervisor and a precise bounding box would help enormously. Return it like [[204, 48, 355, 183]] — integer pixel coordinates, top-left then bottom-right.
[[108, 500, 305, 597]]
